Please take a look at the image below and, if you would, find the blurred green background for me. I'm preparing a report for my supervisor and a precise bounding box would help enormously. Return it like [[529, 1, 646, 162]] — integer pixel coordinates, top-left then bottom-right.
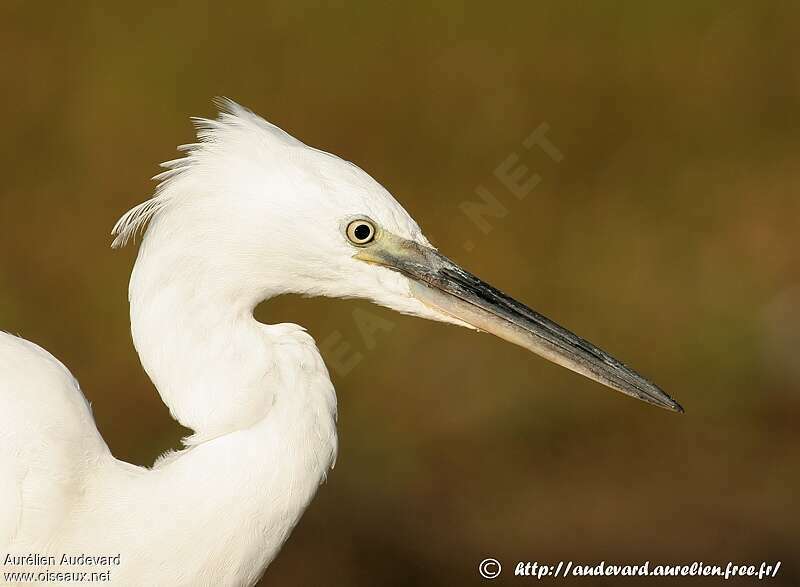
[[1, 1, 798, 585]]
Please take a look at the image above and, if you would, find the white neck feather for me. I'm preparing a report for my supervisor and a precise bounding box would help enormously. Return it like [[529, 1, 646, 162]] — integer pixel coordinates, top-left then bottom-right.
[[115, 223, 338, 582]]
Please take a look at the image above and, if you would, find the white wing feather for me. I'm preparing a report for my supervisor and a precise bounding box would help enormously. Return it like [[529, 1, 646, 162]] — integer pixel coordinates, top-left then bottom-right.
[[0, 332, 111, 548]]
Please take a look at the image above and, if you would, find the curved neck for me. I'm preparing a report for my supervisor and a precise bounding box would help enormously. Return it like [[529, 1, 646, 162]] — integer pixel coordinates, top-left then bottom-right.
[[114, 233, 338, 584], [128, 228, 327, 444]]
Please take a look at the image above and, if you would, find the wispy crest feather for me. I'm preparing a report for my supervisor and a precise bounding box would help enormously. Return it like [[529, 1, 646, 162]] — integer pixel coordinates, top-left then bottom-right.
[[111, 97, 297, 249]]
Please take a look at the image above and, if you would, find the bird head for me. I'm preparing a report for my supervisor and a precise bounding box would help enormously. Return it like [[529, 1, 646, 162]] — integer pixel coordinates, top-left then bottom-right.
[[113, 99, 682, 413]]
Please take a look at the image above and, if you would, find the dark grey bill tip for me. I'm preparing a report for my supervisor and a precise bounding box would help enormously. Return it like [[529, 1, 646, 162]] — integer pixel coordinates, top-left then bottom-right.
[[669, 398, 685, 414]]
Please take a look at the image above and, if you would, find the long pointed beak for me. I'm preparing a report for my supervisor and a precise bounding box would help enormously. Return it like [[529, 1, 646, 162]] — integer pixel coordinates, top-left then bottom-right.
[[355, 234, 683, 413]]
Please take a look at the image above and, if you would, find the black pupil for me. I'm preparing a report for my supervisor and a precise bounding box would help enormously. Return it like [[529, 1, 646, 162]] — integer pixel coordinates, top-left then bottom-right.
[[353, 223, 372, 241]]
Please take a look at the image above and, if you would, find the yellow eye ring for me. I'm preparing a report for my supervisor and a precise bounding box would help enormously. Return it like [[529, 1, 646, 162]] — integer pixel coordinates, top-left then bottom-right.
[[345, 219, 376, 245]]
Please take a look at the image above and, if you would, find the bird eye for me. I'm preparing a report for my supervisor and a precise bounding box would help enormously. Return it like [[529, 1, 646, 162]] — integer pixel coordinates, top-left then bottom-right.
[[345, 219, 376, 245]]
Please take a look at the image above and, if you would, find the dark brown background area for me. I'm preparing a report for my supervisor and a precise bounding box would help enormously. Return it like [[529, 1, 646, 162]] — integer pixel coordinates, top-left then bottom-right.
[[1, 1, 798, 585]]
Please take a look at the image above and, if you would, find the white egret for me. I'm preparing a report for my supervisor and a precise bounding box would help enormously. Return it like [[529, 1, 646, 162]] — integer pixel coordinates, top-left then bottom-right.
[[0, 100, 682, 586]]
